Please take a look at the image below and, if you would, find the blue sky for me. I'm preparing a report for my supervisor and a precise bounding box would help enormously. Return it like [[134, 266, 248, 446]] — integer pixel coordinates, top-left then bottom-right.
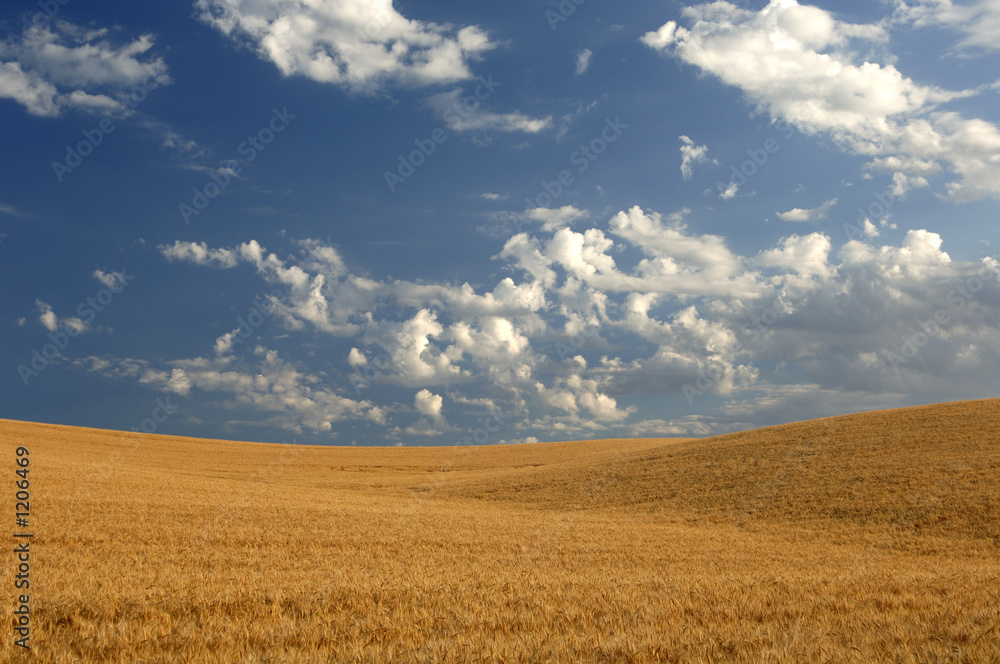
[[2, 0, 999, 445]]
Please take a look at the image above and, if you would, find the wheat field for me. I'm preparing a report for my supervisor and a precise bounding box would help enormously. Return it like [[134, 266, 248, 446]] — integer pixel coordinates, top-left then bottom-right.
[[2, 398, 999, 663]]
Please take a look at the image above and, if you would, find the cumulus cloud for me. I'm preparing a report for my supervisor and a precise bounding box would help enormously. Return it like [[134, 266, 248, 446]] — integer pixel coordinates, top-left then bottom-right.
[[35, 299, 89, 335], [0, 22, 169, 116], [524, 205, 588, 231], [36, 300, 58, 333], [776, 197, 838, 222], [101, 206, 1000, 440], [160, 241, 239, 268], [756, 233, 833, 280], [538, 374, 635, 422], [81, 347, 383, 434], [718, 181, 740, 200], [678, 135, 714, 180], [194, 0, 495, 91], [863, 218, 881, 238], [213, 331, 237, 357], [575, 48, 593, 75], [92, 268, 130, 289], [347, 347, 368, 367], [604, 206, 755, 295], [414, 388, 444, 420], [642, 0, 1000, 201]]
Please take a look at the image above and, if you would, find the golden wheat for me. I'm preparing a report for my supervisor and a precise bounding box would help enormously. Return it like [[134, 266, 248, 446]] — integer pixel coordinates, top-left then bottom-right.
[[2, 399, 999, 662]]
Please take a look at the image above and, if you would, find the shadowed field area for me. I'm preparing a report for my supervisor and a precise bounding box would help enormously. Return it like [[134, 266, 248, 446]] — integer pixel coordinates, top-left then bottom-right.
[[2, 399, 999, 663]]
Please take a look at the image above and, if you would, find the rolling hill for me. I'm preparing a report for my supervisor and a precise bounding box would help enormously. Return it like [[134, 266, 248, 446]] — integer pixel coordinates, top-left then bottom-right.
[[2, 399, 998, 662]]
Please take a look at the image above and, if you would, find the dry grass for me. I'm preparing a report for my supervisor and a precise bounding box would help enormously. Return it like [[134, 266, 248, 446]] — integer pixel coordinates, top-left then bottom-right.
[[2, 398, 999, 663]]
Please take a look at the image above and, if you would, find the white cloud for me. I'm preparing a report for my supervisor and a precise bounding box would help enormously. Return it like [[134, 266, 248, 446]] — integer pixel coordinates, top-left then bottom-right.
[[426, 89, 552, 133], [863, 218, 881, 238], [162, 130, 199, 153], [414, 388, 444, 419], [160, 241, 239, 268], [104, 213, 1000, 439], [347, 347, 368, 367], [643, 0, 1000, 201], [194, 0, 495, 91], [525, 205, 588, 231], [214, 331, 237, 357], [93, 268, 129, 289], [718, 181, 740, 200], [35, 299, 89, 335], [504, 212, 759, 299], [890, 172, 929, 197], [893, 0, 1000, 52], [776, 197, 838, 222], [628, 416, 713, 437], [0, 61, 59, 116], [756, 233, 833, 280], [402, 421, 444, 437], [575, 48, 593, 75], [605, 206, 755, 295], [678, 135, 714, 180], [364, 308, 466, 385], [480, 192, 507, 201], [0, 23, 169, 116], [36, 300, 58, 333], [537, 375, 635, 422], [87, 347, 383, 434]]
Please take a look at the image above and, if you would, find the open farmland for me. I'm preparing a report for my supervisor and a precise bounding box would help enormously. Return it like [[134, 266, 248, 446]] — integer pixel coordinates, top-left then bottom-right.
[[2, 398, 999, 663]]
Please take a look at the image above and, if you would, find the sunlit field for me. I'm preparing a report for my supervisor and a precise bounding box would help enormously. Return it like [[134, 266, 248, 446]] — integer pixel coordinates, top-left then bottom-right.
[[3, 398, 999, 663]]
